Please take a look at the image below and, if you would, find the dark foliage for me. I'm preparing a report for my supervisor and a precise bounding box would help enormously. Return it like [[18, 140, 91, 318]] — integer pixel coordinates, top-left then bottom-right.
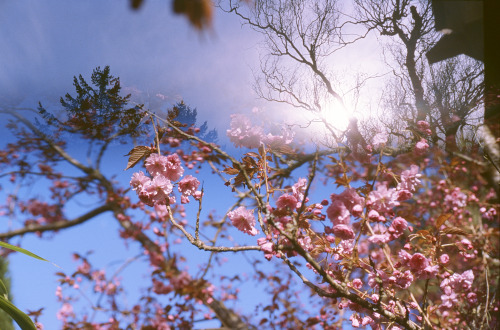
[[173, 101, 218, 143], [38, 66, 147, 142]]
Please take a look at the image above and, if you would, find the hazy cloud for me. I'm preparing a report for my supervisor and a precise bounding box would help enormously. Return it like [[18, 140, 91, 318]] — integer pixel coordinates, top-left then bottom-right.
[[0, 0, 264, 129]]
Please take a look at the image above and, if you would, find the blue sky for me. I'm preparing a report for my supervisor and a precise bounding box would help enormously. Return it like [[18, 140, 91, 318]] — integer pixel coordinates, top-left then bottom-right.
[[0, 1, 268, 328], [0, 1, 308, 328], [0, 1, 384, 328], [0, 0, 272, 130]]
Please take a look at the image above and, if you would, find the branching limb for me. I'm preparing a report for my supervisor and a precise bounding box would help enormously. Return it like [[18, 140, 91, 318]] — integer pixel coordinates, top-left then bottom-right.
[[166, 205, 260, 253], [0, 204, 113, 240]]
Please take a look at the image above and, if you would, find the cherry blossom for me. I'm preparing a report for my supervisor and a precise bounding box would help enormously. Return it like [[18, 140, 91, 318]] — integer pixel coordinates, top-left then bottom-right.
[[227, 206, 259, 236], [398, 165, 422, 192], [327, 200, 350, 225], [226, 114, 263, 148], [387, 216, 408, 238], [178, 175, 200, 203], [130, 171, 150, 191], [292, 177, 308, 202], [367, 182, 400, 214], [145, 154, 168, 177], [276, 193, 298, 210], [257, 237, 274, 260], [331, 224, 355, 240], [417, 120, 432, 135], [415, 138, 429, 154], [262, 127, 294, 146], [372, 132, 388, 148], [164, 153, 184, 181], [150, 175, 174, 204], [444, 187, 468, 209]]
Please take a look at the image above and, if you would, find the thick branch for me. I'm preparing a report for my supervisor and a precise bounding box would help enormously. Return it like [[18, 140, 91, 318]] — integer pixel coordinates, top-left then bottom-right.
[[392, 5, 428, 121], [0, 204, 113, 240], [2, 109, 95, 175]]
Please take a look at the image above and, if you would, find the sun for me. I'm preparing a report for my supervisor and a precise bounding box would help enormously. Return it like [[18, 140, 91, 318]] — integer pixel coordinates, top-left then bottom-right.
[[277, 99, 353, 145], [319, 98, 351, 133]]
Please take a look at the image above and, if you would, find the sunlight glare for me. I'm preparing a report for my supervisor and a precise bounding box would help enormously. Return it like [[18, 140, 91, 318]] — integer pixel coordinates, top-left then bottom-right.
[[320, 98, 351, 133]]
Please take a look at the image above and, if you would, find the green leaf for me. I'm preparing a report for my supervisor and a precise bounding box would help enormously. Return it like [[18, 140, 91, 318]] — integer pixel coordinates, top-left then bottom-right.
[[0, 242, 47, 262], [0, 279, 8, 300], [0, 295, 36, 330]]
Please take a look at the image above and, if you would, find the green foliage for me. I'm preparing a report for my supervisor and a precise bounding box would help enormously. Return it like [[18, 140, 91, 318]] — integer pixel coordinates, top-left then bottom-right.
[[0, 242, 48, 262], [0, 242, 49, 330], [0, 295, 36, 330], [0, 258, 14, 330]]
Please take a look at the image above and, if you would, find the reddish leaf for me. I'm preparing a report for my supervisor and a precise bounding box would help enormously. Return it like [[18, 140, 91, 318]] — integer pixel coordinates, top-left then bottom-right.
[[435, 213, 452, 228], [242, 156, 257, 167], [223, 166, 239, 175], [416, 230, 431, 237], [335, 176, 351, 187], [442, 227, 469, 236], [124, 146, 152, 171], [245, 152, 260, 158], [269, 143, 294, 154]]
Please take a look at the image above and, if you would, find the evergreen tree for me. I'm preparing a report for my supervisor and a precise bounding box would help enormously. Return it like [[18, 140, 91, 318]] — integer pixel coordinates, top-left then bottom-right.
[[173, 101, 218, 143]]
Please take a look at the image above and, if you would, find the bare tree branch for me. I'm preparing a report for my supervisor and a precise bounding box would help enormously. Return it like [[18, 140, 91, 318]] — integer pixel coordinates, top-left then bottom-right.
[[0, 204, 113, 240]]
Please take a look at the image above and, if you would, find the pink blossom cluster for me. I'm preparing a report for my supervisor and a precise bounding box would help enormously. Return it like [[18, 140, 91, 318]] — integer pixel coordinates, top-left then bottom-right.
[[177, 175, 201, 204], [56, 303, 75, 322], [145, 153, 184, 181], [416, 120, 432, 135], [444, 187, 468, 210], [22, 199, 63, 225], [457, 238, 477, 260], [253, 178, 315, 260], [226, 114, 294, 149], [326, 188, 364, 240], [366, 183, 401, 217], [167, 139, 216, 171], [367, 267, 414, 290], [480, 206, 497, 220], [368, 216, 408, 244], [227, 206, 259, 236], [366, 165, 422, 219], [276, 194, 298, 210], [332, 239, 355, 260], [440, 270, 475, 308], [398, 165, 422, 192], [342, 301, 380, 328], [398, 250, 439, 280], [371, 131, 388, 149], [414, 138, 429, 155], [130, 153, 201, 207], [226, 114, 264, 148], [262, 128, 294, 146], [91, 269, 120, 295], [292, 178, 307, 203], [257, 236, 274, 260], [350, 312, 376, 328], [275, 177, 308, 210]]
